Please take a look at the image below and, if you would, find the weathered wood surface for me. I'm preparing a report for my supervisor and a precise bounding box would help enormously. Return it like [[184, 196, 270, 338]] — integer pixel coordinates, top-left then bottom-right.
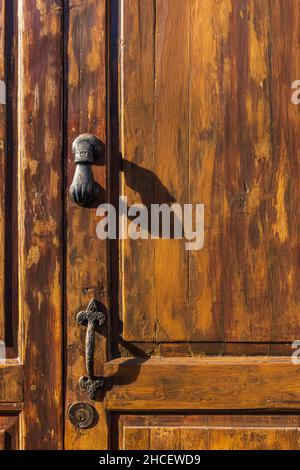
[[64, 0, 108, 450], [18, 0, 63, 450], [0, 0, 299, 451], [119, 0, 300, 343], [0, 365, 23, 403], [0, 415, 19, 450], [105, 357, 300, 410], [116, 415, 300, 450]]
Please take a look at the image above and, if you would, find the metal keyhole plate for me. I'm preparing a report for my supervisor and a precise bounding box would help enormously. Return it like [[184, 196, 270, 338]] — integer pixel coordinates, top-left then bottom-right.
[[68, 402, 96, 429]]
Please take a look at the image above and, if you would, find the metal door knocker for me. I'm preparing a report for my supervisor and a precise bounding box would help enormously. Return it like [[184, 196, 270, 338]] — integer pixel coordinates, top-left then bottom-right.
[[69, 134, 102, 206]]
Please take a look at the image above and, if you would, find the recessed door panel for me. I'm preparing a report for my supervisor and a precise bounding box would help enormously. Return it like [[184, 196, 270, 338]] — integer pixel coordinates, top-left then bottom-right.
[[119, 0, 300, 343], [115, 415, 300, 450]]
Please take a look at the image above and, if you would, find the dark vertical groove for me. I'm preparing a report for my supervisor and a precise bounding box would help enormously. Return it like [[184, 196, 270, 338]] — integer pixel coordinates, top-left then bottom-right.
[[108, 0, 121, 358], [266, 0, 276, 343], [4, 0, 17, 356], [62, 0, 69, 449], [152, 0, 157, 342]]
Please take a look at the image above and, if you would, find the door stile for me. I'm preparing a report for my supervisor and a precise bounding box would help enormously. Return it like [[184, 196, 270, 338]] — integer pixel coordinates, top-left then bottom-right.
[[64, 0, 109, 450], [18, 0, 64, 449]]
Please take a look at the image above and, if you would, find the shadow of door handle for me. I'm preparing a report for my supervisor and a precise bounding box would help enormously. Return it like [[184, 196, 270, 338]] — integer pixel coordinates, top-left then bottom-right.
[[69, 134, 102, 206]]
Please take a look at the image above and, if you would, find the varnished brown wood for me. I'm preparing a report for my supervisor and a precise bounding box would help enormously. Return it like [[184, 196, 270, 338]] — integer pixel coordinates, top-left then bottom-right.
[[116, 415, 300, 450], [18, 0, 63, 449], [118, 0, 300, 344], [120, 0, 156, 341], [0, 415, 19, 450], [0, 430, 6, 450], [2, 0, 300, 451], [105, 357, 300, 410], [118, 341, 297, 357], [0, 365, 23, 403], [0, 0, 5, 341], [64, 0, 108, 450], [103, 0, 300, 450], [268, 0, 300, 339], [0, 403, 23, 412]]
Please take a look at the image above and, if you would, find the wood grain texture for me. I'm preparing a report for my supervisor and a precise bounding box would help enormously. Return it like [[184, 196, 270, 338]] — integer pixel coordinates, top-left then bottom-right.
[[118, 0, 300, 343], [0, 416, 20, 450], [64, 0, 108, 450], [0, 365, 23, 402], [0, 0, 297, 450], [117, 415, 300, 450], [0, 415, 19, 450], [120, 0, 156, 341], [106, 357, 300, 410], [267, 0, 300, 339], [18, 0, 63, 449]]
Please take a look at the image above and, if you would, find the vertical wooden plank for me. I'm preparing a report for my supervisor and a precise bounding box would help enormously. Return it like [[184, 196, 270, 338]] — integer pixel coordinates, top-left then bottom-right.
[[65, 0, 108, 450], [18, 0, 63, 450], [268, 0, 300, 340], [222, 0, 272, 340], [189, 0, 233, 340], [121, 0, 156, 341], [120, 0, 191, 342], [153, 0, 190, 341], [231, 0, 271, 340], [0, 0, 5, 342], [189, 0, 273, 341]]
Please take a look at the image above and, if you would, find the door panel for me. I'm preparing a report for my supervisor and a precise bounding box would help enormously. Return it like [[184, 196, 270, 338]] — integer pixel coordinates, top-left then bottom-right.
[[101, 0, 300, 452], [105, 357, 300, 410], [11, 0, 292, 451], [116, 415, 300, 450], [61, 0, 300, 450], [0, 415, 19, 450], [119, 0, 300, 343], [0, 0, 63, 449], [19, 0, 63, 449]]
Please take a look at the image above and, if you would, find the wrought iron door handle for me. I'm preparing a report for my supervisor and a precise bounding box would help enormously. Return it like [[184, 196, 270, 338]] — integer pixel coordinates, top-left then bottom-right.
[[69, 134, 102, 206], [76, 299, 105, 400]]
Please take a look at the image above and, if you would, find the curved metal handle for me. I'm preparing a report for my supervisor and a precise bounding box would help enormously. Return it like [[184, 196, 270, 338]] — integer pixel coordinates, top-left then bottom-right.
[[76, 299, 105, 400], [69, 134, 102, 206]]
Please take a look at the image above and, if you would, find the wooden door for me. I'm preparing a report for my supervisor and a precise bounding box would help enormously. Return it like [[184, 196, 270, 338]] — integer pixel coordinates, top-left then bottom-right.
[[0, 0, 63, 450], [65, 0, 300, 451], [2, 0, 300, 451]]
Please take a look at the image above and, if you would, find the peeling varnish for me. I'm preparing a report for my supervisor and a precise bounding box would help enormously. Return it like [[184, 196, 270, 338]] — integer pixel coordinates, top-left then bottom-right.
[[274, 168, 288, 243]]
